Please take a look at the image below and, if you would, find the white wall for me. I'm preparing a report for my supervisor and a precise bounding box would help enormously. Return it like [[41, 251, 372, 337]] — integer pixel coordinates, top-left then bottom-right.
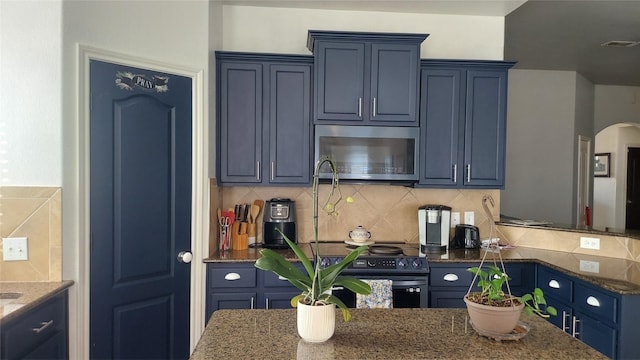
[[593, 126, 618, 228], [502, 69, 580, 224], [0, 0, 62, 186], [221, 5, 506, 59], [594, 85, 640, 133]]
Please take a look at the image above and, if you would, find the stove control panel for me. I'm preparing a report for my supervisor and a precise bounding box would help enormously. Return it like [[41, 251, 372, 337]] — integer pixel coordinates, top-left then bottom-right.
[[319, 256, 428, 273]]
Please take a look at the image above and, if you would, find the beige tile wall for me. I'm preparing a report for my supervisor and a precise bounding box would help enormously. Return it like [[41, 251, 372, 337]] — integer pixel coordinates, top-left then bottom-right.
[[498, 225, 638, 261], [212, 182, 501, 249], [0, 187, 62, 281]]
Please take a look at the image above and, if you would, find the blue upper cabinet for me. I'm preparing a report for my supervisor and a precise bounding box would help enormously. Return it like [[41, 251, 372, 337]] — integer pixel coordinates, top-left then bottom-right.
[[418, 60, 515, 188], [216, 52, 312, 186], [308, 31, 428, 126]]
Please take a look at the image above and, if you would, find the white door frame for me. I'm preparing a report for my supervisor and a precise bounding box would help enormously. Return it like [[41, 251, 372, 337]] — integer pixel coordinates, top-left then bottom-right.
[[577, 135, 592, 226], [76, 44, 208, 358]]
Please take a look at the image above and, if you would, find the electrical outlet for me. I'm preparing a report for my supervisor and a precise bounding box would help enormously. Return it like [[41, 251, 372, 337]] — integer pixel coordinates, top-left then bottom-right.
[[3, 237, 28, 261], [464, 211, 475, 225], [451, 212, 460, 227], [580, 236, 600, 250]]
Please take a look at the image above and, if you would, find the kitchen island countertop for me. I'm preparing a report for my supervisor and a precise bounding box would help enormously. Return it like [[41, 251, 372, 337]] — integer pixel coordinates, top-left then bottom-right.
[[190, 308, 606, 359]]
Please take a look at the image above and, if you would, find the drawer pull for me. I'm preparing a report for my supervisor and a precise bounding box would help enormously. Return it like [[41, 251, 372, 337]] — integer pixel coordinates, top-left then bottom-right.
[[224, 272, 241, 281], [32, 320, 54, 333], [278, 275, 287, 281], [443, 274, 459, 282], [586, 296, 601, 307], [548, 279, 560, 289]]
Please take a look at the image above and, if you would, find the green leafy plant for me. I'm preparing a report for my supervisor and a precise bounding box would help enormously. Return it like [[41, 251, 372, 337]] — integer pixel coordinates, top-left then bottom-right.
[[467, 265, 557, 318], [255, 156, 371, 322]]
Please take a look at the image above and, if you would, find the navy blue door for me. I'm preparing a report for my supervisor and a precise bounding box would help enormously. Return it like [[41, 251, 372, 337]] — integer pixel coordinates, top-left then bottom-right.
[[89, 60, 192, 359]]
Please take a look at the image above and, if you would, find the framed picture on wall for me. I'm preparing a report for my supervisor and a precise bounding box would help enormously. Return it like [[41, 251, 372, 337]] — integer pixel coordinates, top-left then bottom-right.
[[594, 153, 611, 177]]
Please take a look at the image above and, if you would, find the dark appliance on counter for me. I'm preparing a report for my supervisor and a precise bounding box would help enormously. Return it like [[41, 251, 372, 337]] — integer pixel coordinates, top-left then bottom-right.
[[263, 198, 297, 248], [418, 205, 451, 253], [451, 224, 480, 249], [313, 242, 429, 308], [314, 125, 419, 183]]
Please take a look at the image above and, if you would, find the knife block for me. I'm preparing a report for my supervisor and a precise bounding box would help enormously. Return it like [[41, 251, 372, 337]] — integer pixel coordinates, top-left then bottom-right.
[[248, 223, 257, 245]]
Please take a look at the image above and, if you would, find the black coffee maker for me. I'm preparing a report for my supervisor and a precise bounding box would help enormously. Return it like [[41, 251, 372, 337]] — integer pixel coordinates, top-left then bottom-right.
[[263, 198, 297, 248]]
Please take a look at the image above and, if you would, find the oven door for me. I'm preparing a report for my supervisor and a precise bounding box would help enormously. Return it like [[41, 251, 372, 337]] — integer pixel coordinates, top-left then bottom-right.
[[331, 275, 428, 308]]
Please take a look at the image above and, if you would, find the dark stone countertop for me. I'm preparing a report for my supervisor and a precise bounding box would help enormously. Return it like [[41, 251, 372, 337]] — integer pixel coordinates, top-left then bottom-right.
[[0, 280, 74, 324], [497, 219, 640, 241], [189, 308, 606, 359]]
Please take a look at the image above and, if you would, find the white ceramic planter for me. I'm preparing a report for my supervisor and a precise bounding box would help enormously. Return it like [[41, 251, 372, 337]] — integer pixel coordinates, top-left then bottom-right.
[[464, 294, 524, 334], [297, 301, 336, 343]]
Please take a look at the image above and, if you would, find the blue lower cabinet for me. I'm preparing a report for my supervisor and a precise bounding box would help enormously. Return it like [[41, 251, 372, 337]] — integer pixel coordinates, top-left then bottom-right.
[[1, 290, 69, 360], [537, 265, 640, 359], [206, 262, 304, 321]]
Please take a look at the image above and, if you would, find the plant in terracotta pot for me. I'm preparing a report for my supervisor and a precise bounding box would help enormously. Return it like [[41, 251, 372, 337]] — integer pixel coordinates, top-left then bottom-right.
[[464, 264, 557, 336], [255, 156, 371, 342]]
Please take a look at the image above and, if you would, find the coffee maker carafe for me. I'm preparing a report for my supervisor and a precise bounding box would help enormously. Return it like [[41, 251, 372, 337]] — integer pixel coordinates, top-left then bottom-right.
[[263, 198, 297, 248], [418, 205, 451, 252]]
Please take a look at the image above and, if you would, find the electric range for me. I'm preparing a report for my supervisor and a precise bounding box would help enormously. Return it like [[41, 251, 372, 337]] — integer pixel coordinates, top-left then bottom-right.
[[308, 242, 429, 275], [307, 241, 430, 308]]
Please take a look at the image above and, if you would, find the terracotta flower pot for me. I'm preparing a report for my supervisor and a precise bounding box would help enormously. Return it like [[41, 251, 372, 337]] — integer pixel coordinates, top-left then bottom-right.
[[464, 294, 524, 334], [297, 301, 336, 343]]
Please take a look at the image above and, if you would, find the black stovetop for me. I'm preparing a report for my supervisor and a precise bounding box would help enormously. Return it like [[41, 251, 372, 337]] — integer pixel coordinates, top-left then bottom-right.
[[308, 241, 421, 258]]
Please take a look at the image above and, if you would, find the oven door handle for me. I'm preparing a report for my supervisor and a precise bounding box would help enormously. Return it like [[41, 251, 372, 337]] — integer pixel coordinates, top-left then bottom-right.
[[381, 280, 427, 287]]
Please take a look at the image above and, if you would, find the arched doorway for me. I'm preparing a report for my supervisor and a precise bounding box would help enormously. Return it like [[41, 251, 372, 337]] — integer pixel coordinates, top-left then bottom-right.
[[593, 122, 640, 230]]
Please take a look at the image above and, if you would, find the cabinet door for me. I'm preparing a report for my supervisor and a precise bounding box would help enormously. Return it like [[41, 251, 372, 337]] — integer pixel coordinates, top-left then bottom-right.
[[22, 331, 67, 360], [314, 41, 365, 122], [546, 299, 573, 333], [419, 69, 462, 186], [264, 292, 300, 309], [462, 70, 507, 187], [208, 293, 257, 315], [429, 290, 467, 308], [575, 311, 617, 359], [370, 43, 420, 124], [268, 64, 312, 184], [219, 62, 263, 183]]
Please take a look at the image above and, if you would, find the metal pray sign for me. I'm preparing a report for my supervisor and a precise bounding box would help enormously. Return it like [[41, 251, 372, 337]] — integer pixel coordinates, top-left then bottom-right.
[[115, 71, 169, 92]]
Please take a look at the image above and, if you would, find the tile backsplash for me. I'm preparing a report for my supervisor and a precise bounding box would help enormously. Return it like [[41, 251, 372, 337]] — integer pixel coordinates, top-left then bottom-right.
[[212, 180, 501, 250], [0, 187, 62, 281]]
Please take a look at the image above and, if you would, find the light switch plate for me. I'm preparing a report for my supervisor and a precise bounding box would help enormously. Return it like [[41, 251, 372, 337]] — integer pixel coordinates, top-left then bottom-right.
[[464, 211, 475, 225], [3, 237, 28, 261], [451, 212, 460, 227]]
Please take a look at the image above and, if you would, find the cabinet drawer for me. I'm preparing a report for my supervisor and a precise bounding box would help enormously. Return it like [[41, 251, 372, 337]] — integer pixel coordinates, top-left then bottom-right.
[[263, 264, 303, 288], [430, 267, 475, 287], [537, 267, 573, 302], [2, 293, 66, 360], [574, 283, 617, 323], [209, 267, 257, 288]]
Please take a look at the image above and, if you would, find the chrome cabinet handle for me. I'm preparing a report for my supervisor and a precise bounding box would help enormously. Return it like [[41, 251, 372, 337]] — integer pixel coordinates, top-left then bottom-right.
[[358, 97, 362, 117], [452, 164, 457, 183], [586, 296, 601, 307], [271, 161, 275, 181], [265, 298, 269, 310], [372, 97, 377, 117], [548, 279, 560, 289], [443, 273, 459, 282], [224, 272, 241, 281], [572, 317, 580, 337], [32, 320, 53, 333], [256, 161, 261, 181], [466, 164, 471, 182], [562, 311, 570, 332], [250, 297, 254, 309]]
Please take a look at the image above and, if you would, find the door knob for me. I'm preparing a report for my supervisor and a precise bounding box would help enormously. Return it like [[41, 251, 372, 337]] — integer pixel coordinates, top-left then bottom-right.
[[177, 251, 193, 263]]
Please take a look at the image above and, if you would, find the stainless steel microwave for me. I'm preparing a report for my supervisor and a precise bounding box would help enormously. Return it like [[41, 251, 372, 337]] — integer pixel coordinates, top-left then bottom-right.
[[314, 125, 419, 182]]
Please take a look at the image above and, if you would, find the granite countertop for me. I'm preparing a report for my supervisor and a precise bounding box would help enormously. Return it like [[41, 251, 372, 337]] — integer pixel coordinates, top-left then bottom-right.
[[205, 246, 310, 263], [497, 219, 640, 241], [0, 281, 74, 324], [189, 308, 606, 359]]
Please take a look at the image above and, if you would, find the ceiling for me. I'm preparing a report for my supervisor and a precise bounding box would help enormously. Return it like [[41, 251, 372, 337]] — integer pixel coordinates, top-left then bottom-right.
[[223, 0, 640, 86]]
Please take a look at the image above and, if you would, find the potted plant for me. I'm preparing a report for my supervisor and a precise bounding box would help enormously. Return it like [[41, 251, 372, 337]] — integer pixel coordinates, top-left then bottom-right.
[[255, 156, 371, 343], [464, 264, 557, 335]]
